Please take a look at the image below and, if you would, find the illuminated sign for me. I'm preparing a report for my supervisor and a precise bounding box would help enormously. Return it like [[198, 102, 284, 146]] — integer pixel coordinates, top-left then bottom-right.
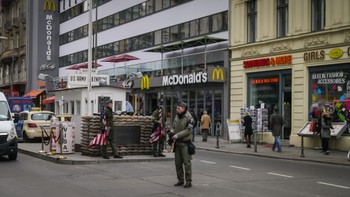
[[251, 78, 279, 84], [329, 48, 343, 59], [243, 55, 292, 69], [43, 0, 56, 12], [43, 0, 56, 62], [162, 72, 207, 86], [304, 50, 325, 61], [212, 68, 224, 81], [141, 76, 150, 90]]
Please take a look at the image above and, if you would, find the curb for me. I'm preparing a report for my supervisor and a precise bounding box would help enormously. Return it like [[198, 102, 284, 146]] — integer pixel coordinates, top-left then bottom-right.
[[196, 147, 350, 167], [18, 148, 174, 165]]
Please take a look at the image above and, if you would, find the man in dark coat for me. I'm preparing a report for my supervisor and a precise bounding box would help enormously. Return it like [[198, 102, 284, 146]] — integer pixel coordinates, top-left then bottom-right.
[[269, 106, 284, 153], [102, 100, 123, 159]]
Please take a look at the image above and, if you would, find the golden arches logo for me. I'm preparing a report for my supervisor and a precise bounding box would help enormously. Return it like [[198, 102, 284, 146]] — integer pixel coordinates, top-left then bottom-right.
[[44, 0, 56, 12], [212, 68, 224, 80], [141, 76, 150, 90]]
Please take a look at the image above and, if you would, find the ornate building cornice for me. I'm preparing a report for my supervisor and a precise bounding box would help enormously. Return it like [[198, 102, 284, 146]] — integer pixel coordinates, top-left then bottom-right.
[[304, 35, 329, 48], [241, 46, 260, 57]]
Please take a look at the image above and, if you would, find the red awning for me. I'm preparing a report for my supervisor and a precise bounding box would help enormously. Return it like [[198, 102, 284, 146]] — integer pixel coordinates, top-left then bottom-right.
[[23, 89, 45, 98], [42, 96, 55, 104]]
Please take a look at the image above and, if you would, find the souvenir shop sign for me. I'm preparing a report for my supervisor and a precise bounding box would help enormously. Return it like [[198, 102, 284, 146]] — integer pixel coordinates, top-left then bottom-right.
[[312, 71, 346, 85], [243, 55, 292, 69]]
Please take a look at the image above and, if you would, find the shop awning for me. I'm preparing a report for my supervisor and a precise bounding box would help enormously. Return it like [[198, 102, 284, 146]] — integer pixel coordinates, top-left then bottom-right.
[[23, 89, 45, 98], [42, 96, 55, 104]]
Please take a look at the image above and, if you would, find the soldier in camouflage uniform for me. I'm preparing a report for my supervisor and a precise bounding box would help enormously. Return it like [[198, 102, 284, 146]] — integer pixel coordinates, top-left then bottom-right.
[[102, 100, 123, 159], [171, 101, 194, 188]]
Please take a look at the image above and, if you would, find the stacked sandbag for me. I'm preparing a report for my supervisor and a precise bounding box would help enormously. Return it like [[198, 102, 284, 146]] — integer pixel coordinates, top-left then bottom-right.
[[80, 115, 153, 157]]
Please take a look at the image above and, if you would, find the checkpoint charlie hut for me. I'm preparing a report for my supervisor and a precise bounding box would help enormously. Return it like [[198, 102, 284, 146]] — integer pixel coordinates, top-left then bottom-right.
[[50, 69, 159, 156]]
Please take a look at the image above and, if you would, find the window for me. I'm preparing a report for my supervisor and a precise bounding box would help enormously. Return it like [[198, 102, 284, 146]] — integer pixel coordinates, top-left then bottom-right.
[[70, 101, 74, 114], [180, 22, 190, 39], [115, 101, 122, 111], [170, 25, 179, 42], [311, 0, 325, 31], [309, 67, 350, 124], [76, 100, 81, 115], [277, 0, 288, 37], [247, 0, 257, 43], [199, 17, 209, 35], [190, 19, 199, 37], [212, 13, 223, 32]]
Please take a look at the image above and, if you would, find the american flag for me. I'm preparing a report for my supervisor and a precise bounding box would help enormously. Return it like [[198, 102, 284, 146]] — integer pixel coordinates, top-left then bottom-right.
[[89, 97, 107, 148], [150, 93, 163, 144]]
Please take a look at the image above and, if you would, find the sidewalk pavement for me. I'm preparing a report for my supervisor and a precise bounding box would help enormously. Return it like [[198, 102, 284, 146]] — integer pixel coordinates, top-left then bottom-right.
[[18, 136, 350, 166]]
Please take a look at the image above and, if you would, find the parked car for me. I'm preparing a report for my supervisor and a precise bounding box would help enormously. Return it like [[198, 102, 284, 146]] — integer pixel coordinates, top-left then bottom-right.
[[0, 92, 18, 160], [14, 110, 55, 142]]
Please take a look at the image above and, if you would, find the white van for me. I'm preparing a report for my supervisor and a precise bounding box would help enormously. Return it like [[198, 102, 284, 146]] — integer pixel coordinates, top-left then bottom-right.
[[0, 92, 18, 160]]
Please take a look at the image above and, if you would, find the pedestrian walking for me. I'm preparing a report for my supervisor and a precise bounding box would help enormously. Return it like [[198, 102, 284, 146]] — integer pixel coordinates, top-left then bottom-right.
[[200, 111, 211, 142], [151, 106, 166, 157], [102, 100, 123, 159], [242, 112, 253, 148], [321, 111, 333, 155], [171, 101, 193, 188], [189, 108, 198, 142], [269, 106, 284, 153]]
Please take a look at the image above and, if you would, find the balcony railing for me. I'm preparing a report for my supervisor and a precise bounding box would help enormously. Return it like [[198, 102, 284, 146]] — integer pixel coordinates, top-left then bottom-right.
[[98, 50, 225, 80]]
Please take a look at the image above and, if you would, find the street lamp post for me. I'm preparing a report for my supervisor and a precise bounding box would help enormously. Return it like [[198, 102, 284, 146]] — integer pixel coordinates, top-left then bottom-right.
[[86, 0, 93, 115]]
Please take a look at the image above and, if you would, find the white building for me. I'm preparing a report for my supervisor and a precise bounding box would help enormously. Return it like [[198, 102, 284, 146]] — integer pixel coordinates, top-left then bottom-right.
[[59, 0, 230, 138]]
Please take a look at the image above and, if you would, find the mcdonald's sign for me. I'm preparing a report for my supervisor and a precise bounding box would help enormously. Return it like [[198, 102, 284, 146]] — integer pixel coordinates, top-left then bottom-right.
[[44, 0, 56, 12], [141, 76, 150, 90], [209, 68, 225, 82]]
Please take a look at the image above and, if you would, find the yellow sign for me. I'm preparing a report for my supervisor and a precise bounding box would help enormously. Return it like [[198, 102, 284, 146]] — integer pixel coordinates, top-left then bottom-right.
[[329, 48, 343, 59], [212, 68, 224, 80], [141, 76, 150, 90], [44, 0, 56, 12]]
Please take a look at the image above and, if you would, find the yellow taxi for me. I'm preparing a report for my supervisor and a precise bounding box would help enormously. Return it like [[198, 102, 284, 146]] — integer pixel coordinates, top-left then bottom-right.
[[14, 110, 55, 142]]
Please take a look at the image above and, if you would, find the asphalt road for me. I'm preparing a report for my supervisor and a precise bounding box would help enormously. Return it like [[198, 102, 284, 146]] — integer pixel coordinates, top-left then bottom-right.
[[0, 150, 349, 197]]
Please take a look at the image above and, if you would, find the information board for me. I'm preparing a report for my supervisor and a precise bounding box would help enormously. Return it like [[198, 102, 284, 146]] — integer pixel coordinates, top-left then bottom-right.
[[113, 126, 141, 145], [298, 121, 347, 138]]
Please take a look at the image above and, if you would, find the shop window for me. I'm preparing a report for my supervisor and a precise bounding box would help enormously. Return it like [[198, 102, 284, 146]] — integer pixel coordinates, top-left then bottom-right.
[[277, 0, 288, 37], [248, 76, 280, 110], [310, 69, 350, 123]]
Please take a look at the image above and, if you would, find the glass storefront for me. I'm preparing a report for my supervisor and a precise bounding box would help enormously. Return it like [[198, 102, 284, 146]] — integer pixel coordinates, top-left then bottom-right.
[[247, 70, 292, 139], [309, 65, 350, 132], [139, 84, 223, 135]]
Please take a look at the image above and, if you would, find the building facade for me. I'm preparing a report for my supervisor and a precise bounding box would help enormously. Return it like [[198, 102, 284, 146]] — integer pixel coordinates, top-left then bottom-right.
[[229, 0, 350, 150], [60, 0, 230, 137], [0, 0, 60, 107]]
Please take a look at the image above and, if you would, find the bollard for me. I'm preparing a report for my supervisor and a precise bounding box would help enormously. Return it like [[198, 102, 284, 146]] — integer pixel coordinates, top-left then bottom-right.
[[254, 131, 257, 152], [215, 122, 221, 149], [38, 126, 46, 154], [300, 135, 305, 157]]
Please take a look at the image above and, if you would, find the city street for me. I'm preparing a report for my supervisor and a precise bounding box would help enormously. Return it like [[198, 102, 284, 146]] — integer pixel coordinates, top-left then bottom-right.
[[0, 149, 349, 197]]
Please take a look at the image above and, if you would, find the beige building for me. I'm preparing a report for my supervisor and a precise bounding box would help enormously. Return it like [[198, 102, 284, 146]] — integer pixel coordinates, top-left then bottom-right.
[[229, 0, 350, 150]]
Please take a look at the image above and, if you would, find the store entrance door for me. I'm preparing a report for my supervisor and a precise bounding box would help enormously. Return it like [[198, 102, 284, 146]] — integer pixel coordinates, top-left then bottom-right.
[[282, 90, 291, 139]]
